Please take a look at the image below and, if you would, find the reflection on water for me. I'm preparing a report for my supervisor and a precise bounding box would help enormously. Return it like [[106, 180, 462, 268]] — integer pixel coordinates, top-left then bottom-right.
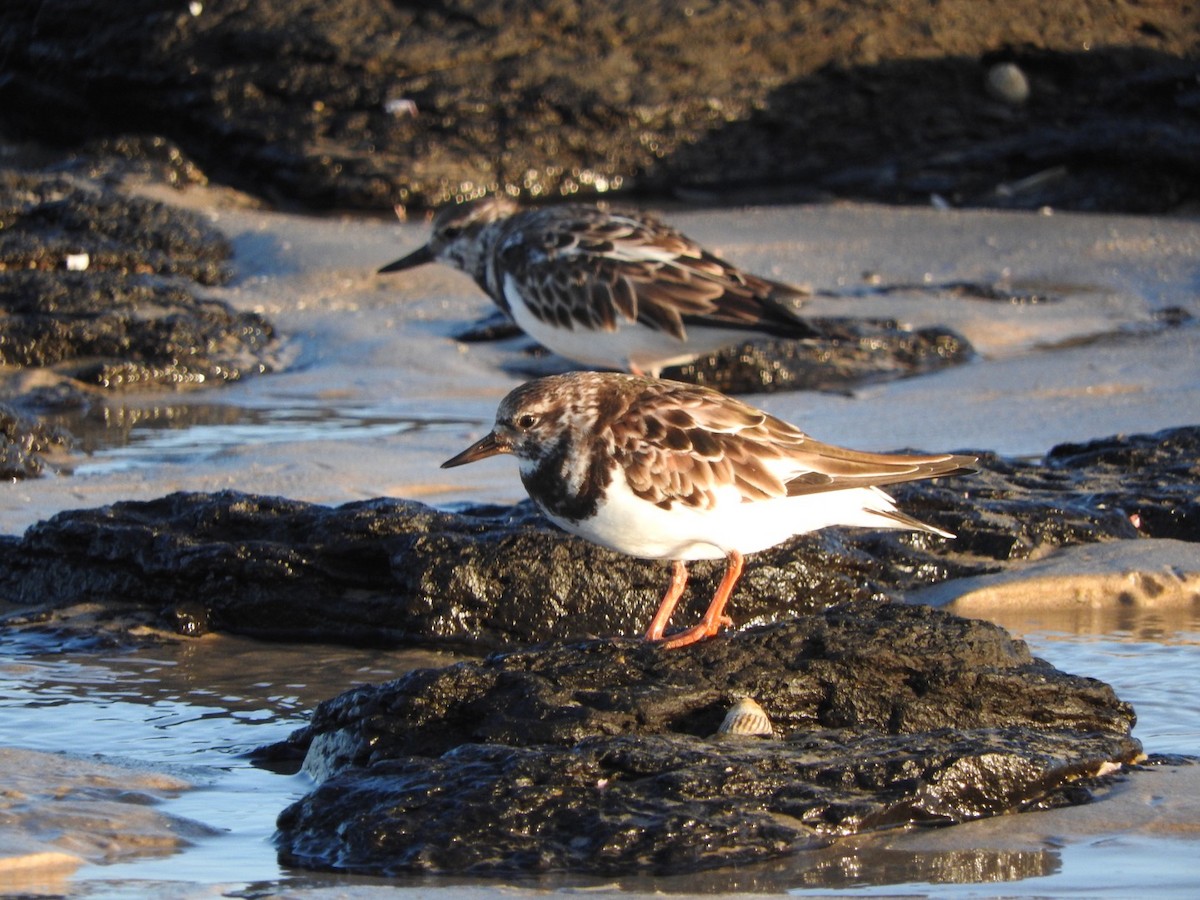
[[616, 841, 1060, 895], [782, 837, 1200, 900], [0, 632, 456, 765], [42, 401, 475, 477], [789, 844, 1059, 889], [976, 602, 1200, 644], [1, 612, 1198, 896]]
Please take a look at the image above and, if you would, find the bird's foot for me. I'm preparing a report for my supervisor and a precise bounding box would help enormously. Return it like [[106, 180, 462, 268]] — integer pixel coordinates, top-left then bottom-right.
[[655, 614, 733, 650]]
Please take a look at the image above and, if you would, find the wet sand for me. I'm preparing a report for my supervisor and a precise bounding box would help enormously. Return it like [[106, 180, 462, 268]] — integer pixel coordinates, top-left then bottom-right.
[[1, 187, 1199, 896]]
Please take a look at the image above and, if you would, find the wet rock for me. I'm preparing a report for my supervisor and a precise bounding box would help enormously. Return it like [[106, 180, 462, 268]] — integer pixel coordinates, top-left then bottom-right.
[[1, 270, 278, 390], [452, 309, 525, 344], [0, 402, 71, 480], [461, 312, 972, 394], [0, 167, 280, 475], [269, 605, 1140, 876], [0, 3, 1194, 212], [0, 169, 279, 401], [0, 426, 1195, 649], [662, 319, 972, 395], [0, 169, 231, 284], [485, 318, 972, 395], [460, 281, 1052, 394], [938, 426, 1200, 557]]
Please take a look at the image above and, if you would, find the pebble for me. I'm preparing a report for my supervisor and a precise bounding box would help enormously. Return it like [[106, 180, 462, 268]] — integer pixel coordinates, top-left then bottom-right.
[[986, 62, 1030, 105]]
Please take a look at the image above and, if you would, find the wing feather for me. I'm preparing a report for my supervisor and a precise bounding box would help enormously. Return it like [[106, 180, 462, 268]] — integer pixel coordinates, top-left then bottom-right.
[[496, 204, 814, 342], [609, 379, 976, 510]]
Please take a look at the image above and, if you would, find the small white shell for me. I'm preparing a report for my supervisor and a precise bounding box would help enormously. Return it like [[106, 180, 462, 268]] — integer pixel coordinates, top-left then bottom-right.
[[985, 62, 1030, 105], [385, 98, 419, 118], [717, 697, 773, 737]]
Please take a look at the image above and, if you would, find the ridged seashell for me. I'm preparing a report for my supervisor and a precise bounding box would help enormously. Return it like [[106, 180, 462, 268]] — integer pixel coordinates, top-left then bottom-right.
[[717, 697, 773, 738]]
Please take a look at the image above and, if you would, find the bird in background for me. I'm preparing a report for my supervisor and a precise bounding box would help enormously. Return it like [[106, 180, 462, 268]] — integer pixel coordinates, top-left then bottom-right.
[[379, 196, 817, 377], [442, 371, 977, 649]]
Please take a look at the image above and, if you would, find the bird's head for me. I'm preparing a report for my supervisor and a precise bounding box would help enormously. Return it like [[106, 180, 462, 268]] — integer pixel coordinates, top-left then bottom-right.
[[378, 195, 519, 277], [441, 373, 623, 475]]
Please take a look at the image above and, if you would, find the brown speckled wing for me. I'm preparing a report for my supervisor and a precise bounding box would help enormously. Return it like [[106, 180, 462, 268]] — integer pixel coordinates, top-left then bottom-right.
[[612, 382, 792, 509], [611, 381, 976, 510], [496, 206, 810, 340]]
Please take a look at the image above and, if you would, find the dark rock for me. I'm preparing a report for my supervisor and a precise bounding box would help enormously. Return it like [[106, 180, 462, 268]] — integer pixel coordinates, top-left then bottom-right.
[[1040, 429, 1200, 543], [0, 270, 278, 389], [479, 313, 975, 395], [658, 49, 1200, 214], [0, 426, 1195, 648], [452, 309, 524, 344], [660, 319, 973, 394], [0, 170, 278, 395], [0, 2, 1195, 212], [0, 167, 280, 474], [0, 402, 71, 480], [0, 166, 283, 478], [923, 426, 1200, 560], [75, 134, 213, 191], [270, 606, 1140, 876], [0, 169, 232, 284], [461, 281, 1068, 394]]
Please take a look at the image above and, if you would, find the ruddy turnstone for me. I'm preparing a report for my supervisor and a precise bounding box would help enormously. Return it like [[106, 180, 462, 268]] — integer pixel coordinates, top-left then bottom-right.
[[442, 372, 976, 649], [380, 197, 815, 376]]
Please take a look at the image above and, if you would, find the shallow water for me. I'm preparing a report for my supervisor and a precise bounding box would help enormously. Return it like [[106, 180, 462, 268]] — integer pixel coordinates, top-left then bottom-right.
[[0, 632, 453, 892], [2, 612, 1198, 897], [48, 401, 472, 479]]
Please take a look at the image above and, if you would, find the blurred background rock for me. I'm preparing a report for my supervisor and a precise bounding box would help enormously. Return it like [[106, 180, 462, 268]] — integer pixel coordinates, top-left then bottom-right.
[[1, 0, 1196, 213]]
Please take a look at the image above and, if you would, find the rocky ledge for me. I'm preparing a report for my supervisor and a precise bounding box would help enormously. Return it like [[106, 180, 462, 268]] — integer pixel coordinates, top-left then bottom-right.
[[0, 425, 1195, 648], [462, 307, 976, 396], [0, 168, 281, 477], [1, 1, 1194, 212], [265, 603, 1140, 876]]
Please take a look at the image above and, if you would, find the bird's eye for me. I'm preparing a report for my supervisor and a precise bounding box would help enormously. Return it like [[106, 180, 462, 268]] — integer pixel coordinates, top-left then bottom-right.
[[516, 413, 537, 430]]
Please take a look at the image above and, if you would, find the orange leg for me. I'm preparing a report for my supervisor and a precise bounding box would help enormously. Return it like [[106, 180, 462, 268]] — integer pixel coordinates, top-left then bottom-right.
[[644, 560, 688, 641], [657, 550, 744, 650]]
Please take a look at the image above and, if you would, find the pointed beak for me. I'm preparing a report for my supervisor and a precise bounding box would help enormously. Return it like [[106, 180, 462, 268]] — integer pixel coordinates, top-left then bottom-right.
[[441, 431, 509, 468], [378, 243, 435, 274]]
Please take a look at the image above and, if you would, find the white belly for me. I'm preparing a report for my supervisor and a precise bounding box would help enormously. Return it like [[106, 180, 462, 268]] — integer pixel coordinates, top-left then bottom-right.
[[541, 474, 911, 562], [504, 276, 755, 375]]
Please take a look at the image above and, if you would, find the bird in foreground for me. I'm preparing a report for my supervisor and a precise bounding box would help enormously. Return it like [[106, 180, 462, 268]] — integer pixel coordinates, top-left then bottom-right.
[[442, 372, 977, 649], [379, 196, 816, 376]]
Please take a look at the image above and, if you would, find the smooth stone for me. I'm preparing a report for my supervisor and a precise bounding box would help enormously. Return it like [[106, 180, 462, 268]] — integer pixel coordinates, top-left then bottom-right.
[[986, 62, 1031, 105]]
